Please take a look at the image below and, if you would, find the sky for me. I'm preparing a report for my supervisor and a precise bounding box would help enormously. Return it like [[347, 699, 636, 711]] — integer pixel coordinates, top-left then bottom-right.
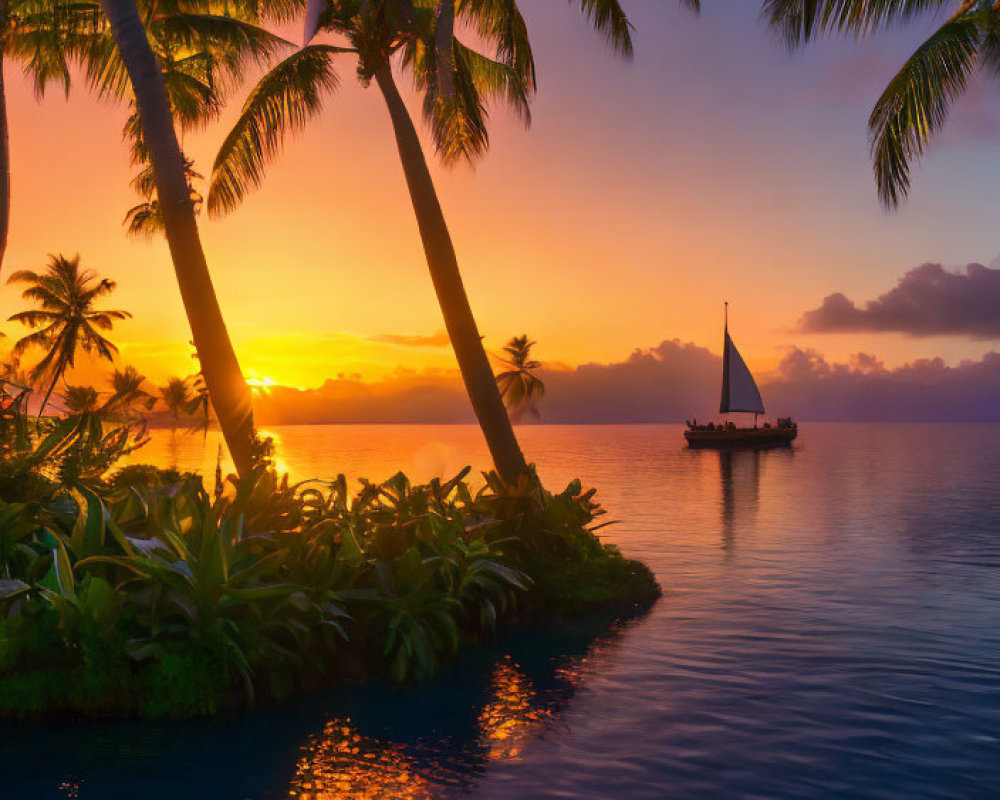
[[3, 0, 1000, 403]]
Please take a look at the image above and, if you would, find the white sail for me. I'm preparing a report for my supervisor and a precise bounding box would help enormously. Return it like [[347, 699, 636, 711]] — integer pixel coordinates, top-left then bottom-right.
[[720, 331, 765, 414]]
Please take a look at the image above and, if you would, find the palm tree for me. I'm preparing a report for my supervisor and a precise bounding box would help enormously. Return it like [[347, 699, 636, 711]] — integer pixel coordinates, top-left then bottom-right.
[[159, 376, 189, 429], [762, 0, 994, 207], [89, 0, 283, 476], [104, 364, 155, 416], [64, 384, 100, 413], [184, 371, 211, 433], [0, 0, 95, 276], [7, 254, 130, 415], [206, 0, 660, 483], [496, 335, 545, 423], [80, 1, 287, 236]]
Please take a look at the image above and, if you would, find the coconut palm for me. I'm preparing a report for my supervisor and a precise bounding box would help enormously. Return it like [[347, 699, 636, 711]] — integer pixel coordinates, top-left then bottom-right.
[[64, 384, 100, 413], [79, 1, 288, 236], [104, 364, 155, 416], [205, 0, 665, 483], [0, 0, 98, 276], [762, 0, 997, 207], [7, 254, 131, 415], [89, 0, 287, 476], [159, 376, 190, 429], [495, 335, 544, 423], [184, 371, 211, 432]]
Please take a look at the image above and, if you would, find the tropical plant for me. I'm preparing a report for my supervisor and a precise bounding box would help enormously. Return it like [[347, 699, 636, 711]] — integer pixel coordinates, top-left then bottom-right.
[[64, 384, 100, 413], [206, 0, 666, 484], [104, 365, 154, 417], [0, 443, 657, 716], [182, 341, 212, 433], [85, 0, 287, 476], [496, 335, 544, 422], [762, 0, 997, 207], [6, 254, 130, 415], [159, 376, 190, 428]]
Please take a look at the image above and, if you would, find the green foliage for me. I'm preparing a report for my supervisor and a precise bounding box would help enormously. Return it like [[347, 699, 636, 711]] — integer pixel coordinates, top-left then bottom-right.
[[0, 435, 659, 717]]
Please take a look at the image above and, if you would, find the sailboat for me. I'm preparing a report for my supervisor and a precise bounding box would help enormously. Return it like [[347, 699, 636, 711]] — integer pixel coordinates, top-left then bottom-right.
[[684, 304, 797, 449]]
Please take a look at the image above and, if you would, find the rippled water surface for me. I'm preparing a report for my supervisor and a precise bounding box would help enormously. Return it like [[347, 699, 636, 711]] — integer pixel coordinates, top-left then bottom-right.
[[6, 424, 1000, 799]]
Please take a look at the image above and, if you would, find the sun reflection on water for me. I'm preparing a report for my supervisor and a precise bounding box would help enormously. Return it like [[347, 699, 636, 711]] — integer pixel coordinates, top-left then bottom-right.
[[288, 720, 433, 800], [477, 657, 552, 762], [288, 659, 559, 797], [286, 624, 632, 798]]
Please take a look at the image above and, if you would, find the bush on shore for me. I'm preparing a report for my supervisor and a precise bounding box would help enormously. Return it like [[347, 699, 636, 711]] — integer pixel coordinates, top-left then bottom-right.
[[0, 410, 659, 718]]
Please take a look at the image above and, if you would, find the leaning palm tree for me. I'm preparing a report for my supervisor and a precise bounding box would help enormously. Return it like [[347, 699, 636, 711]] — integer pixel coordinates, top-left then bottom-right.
[[7, 254, 131, 415], [206, 0, 664, 483], [159, 376, 190, 429], [762, 0, 995, 207], [496, 335, 545, 423], [87, 0, 286, 476]]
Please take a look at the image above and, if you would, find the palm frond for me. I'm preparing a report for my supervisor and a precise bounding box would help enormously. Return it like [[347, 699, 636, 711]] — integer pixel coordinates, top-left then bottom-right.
[[80, 29, 132, 100], [574, 0, 634, 57], [456, 40, 531, 122], [6, 310, 61, 327], [162, 68, 222, 128], [868, 7, 984, 207], [207, 45, 345, 215], [156, 13, 293, 77], [459, 0, 536, 90], [761, 0, 950, 48]]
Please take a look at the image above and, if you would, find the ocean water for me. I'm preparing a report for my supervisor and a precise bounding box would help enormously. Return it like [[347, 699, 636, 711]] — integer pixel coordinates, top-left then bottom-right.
[[5, 423, 1000, 799]]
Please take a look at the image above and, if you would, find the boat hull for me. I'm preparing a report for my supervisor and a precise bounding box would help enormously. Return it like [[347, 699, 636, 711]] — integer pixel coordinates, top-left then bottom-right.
[[684, 426, 797, 449]]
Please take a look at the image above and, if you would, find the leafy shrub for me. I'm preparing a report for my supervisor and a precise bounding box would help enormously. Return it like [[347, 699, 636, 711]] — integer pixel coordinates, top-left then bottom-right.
[[0, 418, 659, 717]]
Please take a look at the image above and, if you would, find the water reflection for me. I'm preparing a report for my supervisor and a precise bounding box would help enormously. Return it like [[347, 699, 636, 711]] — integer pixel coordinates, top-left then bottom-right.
[[719, 450, 761, 553], [285, 620, 635, 800], [289, 720, 433, 799]]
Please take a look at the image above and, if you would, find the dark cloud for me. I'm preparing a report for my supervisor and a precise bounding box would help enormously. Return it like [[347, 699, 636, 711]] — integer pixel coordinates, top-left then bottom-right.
[[368, 332, 451, 348], [765, 347, 1000, 421], [253, 338, 1000, 424], [801, 262, 1000, 338]]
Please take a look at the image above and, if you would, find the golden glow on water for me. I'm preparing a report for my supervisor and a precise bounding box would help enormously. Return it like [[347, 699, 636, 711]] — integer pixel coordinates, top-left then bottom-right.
[[477, 658, 551, 762], [287, 658, 562, 797], [288, 720, 433, 800], [257, 428, 292, 476]]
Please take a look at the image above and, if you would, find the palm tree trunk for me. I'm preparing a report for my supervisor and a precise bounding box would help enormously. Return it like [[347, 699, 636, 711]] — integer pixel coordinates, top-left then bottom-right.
[[0, 47, 11, 278], [373, 65, 528, 484], [37, 370, 60, 418], [97, 0, 255, 476]]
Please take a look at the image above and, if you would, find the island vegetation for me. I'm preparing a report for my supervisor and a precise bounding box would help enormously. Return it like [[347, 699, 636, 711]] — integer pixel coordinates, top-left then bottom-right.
[[0, 256, 657, 718], [0, 0, 673, 719]]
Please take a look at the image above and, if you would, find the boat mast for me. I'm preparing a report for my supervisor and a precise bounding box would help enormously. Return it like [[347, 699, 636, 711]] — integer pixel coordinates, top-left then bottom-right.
[[720, 302, 730, 417]]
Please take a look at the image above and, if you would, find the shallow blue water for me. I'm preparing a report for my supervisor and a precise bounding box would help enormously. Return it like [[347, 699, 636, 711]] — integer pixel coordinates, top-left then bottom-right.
[[4, 424, 1000, 799]]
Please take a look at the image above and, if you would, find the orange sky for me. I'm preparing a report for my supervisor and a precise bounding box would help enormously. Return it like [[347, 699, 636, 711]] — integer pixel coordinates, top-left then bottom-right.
[[2, 3, 999, 390]]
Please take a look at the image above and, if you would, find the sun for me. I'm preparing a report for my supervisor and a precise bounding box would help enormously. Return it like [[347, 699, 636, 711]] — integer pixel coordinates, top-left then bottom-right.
[[246, 373, 278, 394]]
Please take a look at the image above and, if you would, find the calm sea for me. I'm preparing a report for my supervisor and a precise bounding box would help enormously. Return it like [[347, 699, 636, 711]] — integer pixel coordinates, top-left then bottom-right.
[[5, 423, 1000, 799]]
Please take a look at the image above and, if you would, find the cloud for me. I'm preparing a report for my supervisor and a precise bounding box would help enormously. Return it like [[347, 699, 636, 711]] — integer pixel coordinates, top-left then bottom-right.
[[367, 332, 451, 348], [800, 262, 1000, 338], [252, 338, 1000, 424], [765, 347, 1000, 421]]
